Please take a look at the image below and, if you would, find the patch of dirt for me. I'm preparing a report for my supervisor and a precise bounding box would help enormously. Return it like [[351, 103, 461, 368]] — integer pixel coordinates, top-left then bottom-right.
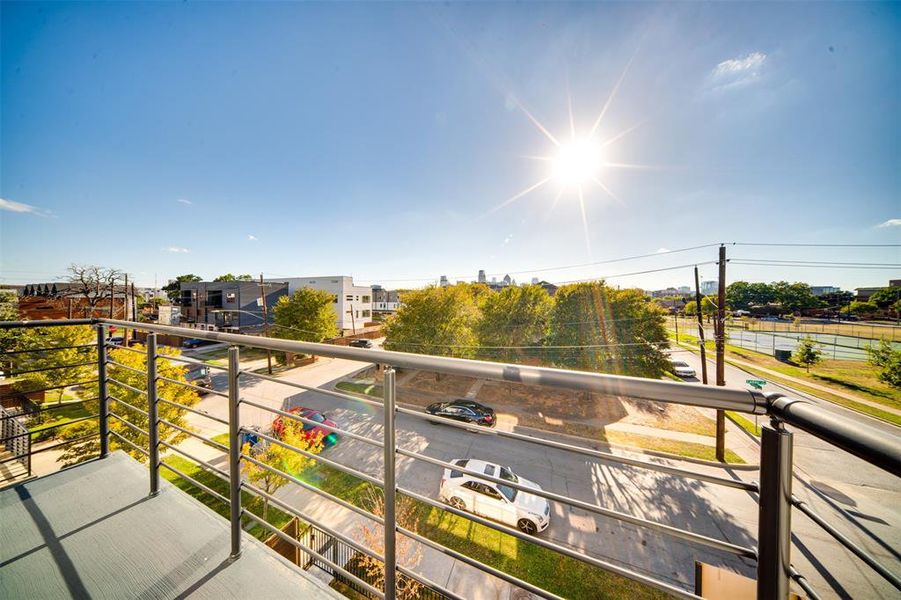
[[404, 371, 477, 397]]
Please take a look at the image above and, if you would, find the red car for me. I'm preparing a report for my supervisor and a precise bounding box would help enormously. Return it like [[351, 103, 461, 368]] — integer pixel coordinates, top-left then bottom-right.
[[272, 406, 339, 447]]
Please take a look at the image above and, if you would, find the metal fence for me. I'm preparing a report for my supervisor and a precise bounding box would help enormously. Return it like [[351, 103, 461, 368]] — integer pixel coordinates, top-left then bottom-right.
[[0, 317, 899, 600]]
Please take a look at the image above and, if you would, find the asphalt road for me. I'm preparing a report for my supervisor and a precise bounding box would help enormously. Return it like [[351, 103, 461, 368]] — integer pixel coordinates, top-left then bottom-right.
[[188, 349, 898, 598]]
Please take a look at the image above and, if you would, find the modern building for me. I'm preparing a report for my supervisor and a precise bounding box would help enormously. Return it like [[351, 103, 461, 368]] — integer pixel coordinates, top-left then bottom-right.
[[179, 280, 288, 331], [439, 275, 449, 287], [478, 270, 487, 284], [700, 280, 718, 295], [272, 276, 373, 332], [810, 286, 841, 297], [371, 285, 399, 314]]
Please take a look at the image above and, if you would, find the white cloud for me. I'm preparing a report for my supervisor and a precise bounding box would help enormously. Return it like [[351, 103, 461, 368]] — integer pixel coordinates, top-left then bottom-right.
[[0, 197, 52, 216], [656, 247, 670, 254], [247, 234, 258, 241], [164, 246, 190, 254], [176, 198, 193, 205], [876, 219, 901, 228], [709, 52, 767, 91]]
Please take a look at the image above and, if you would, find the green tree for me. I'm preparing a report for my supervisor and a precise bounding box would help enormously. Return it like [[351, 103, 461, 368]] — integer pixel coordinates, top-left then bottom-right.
[[163, 274, 202, 302], [57, 343, 201, 465], [242, 427, 321, 521], [272, 288, 339, 342], [477, 285, 552, 362], [867, 340, 901, 388], [849, 301, 878, 315], [0, 289, 24, 357], [792, 337, 823, 372], [870, 287, 901, 309], [772, 281, 821, 313], [213, 273, 253, 282], [11, 325, 97, 403], [684, 297, 716, 316], [546, 282, 670, 378], [383, 285, 479, 357]]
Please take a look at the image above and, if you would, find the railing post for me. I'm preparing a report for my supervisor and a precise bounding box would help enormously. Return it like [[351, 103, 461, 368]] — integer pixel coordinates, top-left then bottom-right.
[[757, 419, 793, 599], [97, 324, 109, 458], [383, 367, 397, 600], [228, 345, 242, 558], [146, 333, 160, 496]]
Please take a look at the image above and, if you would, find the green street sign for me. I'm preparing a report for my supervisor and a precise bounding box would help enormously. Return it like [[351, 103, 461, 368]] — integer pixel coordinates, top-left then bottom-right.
[[746, 379, 767, 390]]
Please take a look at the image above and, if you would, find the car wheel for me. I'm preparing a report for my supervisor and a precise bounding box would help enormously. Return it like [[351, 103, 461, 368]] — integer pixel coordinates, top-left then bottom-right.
[[517, 519, 537, 535], [448, 497, 466, 510]]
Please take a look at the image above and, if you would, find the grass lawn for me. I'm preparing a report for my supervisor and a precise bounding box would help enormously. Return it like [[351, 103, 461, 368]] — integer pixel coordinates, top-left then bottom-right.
[[27, 401, 97, 441], [336, 382, 742, 464], [300, 462, 668, 600], [160, 454, 293, 541], [725, 411, 762, 437], [202, 346, 273, 365]]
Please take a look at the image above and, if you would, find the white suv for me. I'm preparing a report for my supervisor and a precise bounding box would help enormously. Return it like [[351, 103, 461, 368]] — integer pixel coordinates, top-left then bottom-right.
[[439, 459, 550, 535]]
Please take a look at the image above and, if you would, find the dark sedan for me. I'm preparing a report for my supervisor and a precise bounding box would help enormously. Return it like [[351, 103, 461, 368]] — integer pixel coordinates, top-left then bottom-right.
[[426, 399, 496, 428]]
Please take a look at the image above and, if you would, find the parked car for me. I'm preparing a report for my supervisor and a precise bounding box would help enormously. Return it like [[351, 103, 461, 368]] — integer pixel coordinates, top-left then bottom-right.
[[185, 365, 213, 392], [182, 338, 216, 349], [439, 458, 550, 534], [669, 359, 696, 379], [107, 336, 124, 346], [272, 406, 339, 447], [425, 399, 496, 428], [349, 339, 373, 348]]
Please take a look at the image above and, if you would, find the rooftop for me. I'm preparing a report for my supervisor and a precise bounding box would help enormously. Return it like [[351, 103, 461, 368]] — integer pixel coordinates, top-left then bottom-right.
[[0, 451, 341, 599]]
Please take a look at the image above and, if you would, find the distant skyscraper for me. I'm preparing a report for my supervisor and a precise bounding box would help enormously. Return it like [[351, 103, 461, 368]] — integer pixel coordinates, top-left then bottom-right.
[[531, 277, 539, 285], [439, 275, 449, 287], [478, 269, 486, 284]]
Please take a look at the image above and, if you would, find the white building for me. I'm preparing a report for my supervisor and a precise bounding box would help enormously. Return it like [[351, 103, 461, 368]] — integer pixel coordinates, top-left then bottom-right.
[[272, 276, 373, 332]]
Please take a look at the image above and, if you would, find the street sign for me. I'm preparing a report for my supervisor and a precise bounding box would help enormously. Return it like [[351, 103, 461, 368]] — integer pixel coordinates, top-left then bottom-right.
[[746, 379, 767, 390]]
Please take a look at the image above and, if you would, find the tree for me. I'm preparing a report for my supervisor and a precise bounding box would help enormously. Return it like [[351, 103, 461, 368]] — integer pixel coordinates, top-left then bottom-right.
[[850, 301, 878, 315], [0, 289, 23, 354], [383, 285, 479, 357], [57, 343, 201, 465], [476, 285, 552, 362], [684, 297, 716, 316], [241, 428, 321, 521], [870, 287, 901, 309], [356, 486, 423, 600], [11, 325, 96, 403], [867, 341, 901, 389], [546, 282, 670, 378], [213, 273, 253, 282], [792, 337, 822, 372], [272, 288, 339, 343], [65, 264, 123, 311], [772, 281, 821, 313], [163, 274, 203, 302]]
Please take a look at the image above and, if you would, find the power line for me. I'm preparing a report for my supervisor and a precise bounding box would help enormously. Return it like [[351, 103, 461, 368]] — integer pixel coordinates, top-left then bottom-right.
[[731, 242, 901, 248], [732, 259, 901, 267]]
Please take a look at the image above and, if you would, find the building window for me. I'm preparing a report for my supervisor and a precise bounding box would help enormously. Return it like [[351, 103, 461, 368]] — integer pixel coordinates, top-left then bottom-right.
[[333, 295, 338, 304], [225, 292, 236, 302], [362, 295, 370, 303], [362, 310, 371, 318], [346, 295, 353, 301]]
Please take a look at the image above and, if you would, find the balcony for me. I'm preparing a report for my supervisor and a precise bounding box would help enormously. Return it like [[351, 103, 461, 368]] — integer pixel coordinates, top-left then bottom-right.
[[1, 318, 899, 600]]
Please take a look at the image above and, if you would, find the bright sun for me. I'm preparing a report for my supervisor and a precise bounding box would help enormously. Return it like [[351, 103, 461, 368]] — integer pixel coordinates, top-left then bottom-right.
[[552, 139, 603, 187]]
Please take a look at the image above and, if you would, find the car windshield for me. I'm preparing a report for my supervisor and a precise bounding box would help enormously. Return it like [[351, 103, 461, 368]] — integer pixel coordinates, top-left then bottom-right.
[[302, 412, 326, 430], [499, 466, 518, 483], [672, 361, 689, 368], [498, 484, 517, 502]]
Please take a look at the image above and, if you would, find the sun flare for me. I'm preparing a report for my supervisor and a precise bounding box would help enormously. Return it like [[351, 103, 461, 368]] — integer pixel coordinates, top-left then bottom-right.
[[552, 139, 603, 187]]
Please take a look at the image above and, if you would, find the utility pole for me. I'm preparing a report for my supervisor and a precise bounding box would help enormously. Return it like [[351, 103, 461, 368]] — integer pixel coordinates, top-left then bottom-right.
[[694, 266, 708, 385], [673, 312, 679, 342], [348, 302, 356, 336], [715, 244, 727, 462], [132, 283, 137, 322], [124, 273, 129, 344], [109, 282, 115, 321], [259, 273, 272, 375]]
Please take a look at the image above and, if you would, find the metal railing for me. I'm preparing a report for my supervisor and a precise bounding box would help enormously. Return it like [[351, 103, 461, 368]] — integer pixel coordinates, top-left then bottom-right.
[[0, 317, 898, 600]]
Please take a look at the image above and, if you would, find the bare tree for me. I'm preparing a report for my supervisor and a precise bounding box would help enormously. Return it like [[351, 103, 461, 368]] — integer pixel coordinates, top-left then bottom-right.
[[65, 264, 123, 310], [357, 487, 423, 599]]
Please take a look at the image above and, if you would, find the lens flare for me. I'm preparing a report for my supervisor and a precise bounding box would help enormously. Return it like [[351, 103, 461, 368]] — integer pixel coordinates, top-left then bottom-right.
[[552, 140, 602, 187]]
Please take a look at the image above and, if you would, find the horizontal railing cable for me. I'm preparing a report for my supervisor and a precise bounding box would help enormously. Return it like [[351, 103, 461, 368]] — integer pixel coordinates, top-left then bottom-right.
[[108, 394, 149, 417], [792, 495, 901, 589], [240, 398, 382, 447], [158, 417, 227, 451], [105, 343, 145, 355], [3, 361, 95, 377], [108, 412, 149, 437], [0, 380, 99, 402], [395, 564, 467, 600], [397, 407, 759, 488], [790, 565, 821, 600], [156, 375, 228, 397], [159, 353, 229, 372], [108, 377, 146, 396], [157, 397, 229, 426], [110, 430, 150, 456], [106, 359, 146, 376], [158, 439, 230, 480], [0, 414, 99, 445], [0, 432, 101, 466], [158, 460, 230, 504], [0, 397, 97, 421], [1, 343, 95, 355]]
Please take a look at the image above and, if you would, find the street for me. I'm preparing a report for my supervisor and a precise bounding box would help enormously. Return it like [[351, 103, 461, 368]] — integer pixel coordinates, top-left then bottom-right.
[[180, 347, 899, 599]]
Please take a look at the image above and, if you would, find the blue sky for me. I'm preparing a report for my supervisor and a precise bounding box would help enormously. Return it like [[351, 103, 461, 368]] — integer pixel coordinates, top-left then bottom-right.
[[1, 1, 898, 291]]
